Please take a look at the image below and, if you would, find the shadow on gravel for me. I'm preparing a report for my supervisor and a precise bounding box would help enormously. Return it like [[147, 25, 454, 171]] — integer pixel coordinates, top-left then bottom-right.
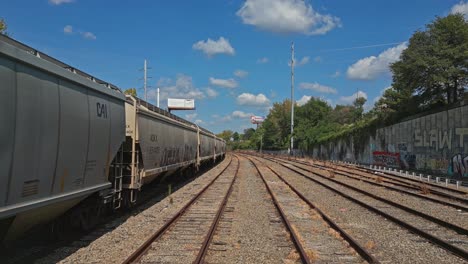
[[1, 159, 224, 264]]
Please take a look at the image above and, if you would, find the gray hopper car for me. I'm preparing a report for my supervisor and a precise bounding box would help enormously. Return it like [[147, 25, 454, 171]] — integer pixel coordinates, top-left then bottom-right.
[[0, 35, 225, 242]]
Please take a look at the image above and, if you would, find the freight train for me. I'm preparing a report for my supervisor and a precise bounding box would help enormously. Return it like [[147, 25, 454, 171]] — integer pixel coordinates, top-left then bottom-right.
[[0, 35, 225, 242]]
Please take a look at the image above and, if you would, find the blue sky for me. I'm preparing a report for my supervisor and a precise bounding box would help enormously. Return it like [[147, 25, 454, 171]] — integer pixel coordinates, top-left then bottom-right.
[[3, 0, 468, 133]]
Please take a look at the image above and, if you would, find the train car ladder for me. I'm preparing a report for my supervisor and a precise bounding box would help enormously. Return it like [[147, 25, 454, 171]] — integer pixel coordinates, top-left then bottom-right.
[[112, 144, 124, 210]]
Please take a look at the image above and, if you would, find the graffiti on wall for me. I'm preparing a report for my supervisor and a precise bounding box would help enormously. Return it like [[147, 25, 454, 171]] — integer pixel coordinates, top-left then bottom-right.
[[397, 143, 416, 169], [448, 154, 468, 177], [414, 128, 468, 150], [373, 151, 400, 168], [415, 154, 450, 174]]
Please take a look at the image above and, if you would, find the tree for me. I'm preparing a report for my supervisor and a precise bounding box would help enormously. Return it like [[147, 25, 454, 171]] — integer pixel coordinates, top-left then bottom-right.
[[390, 14, 468, 111], [232, 132, 240, 142], [0, 18, 8, 35], [262, 99, 293, 149], [216, 130, 233, 142], [124, 88, 137, 97], [352, 96, 367, 121], [242, 128, 256, 141]]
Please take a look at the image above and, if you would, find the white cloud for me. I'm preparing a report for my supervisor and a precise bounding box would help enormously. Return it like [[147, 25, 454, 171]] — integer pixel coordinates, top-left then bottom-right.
[[232, 110, 254, 119], [185, 113, 198, 120], [236, 0, 341, 35], [451, 1, 468, 19], [314, 56, 322, 63], [297, 95, 312, 106], [81, 31, 96, 40], [298, 56, 310, 65], [337, 91, 368, 105], [149, 74, 206, 107], [49, 0, 73, 5], [331, 71, 341, 78], [257, 57, 269, 64], [194, 119, 205, 125], [192, 37, 235, 57], [299, 82, 337, 94], [234, 69, 249, 78], [63, 25, 73, 34], [209, 77, 238, 89], [205, 87, 219, 98], [346, 43, 407, 80], [236, 93, 270, 107]]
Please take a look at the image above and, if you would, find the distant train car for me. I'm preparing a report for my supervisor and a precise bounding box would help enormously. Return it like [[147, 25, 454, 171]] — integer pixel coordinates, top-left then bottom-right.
[[120, 96, 225, 205], [0, 35, 126, 241], [0, 35, 225, 242]]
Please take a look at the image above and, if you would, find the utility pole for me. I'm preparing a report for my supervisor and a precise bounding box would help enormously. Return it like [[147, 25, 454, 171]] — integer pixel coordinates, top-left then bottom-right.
[[141, 59, 152, 102], [290, 42, 295, 155], [144, 59, 147, 101], [157, 88, 160, 108]]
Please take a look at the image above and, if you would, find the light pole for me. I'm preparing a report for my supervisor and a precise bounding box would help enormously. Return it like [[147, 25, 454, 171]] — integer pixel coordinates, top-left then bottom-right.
[[290, 42, 295, 155]]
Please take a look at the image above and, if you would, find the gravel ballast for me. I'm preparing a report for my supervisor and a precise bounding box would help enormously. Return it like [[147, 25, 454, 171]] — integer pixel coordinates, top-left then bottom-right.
[[37, 158, 232, 264], [259, 156, 466, 263]]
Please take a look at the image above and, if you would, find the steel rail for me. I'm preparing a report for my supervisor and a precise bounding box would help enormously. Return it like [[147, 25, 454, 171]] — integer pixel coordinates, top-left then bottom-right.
[[292, 157, 468, 196], [122, 155, 237, 264], [272, 157, 468, 211], [247, 157, 311, 264], [193, 154, 240, 264], [311, 162, 468, 211], [245, 155, 379, 264], [348, 163, 468, 195], [265, 157, 468, 261], [273, 157, 468, 211], [314, 162, 468, 201], [269, 157, 468, 235]]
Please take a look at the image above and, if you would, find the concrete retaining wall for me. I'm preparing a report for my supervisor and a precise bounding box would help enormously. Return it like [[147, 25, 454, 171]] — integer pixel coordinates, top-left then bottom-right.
[[312, 104, 468, 179]]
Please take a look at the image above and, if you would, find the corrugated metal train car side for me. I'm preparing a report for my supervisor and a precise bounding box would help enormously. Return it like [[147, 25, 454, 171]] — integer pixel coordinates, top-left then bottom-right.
[[120, 96, 225, 205], [0, 36, 126, 241]]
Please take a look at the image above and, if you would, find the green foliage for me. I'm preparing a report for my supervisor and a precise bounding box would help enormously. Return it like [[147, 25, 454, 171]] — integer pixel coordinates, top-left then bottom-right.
[[0, 18, 8, 35], [262, 100, 293, 149], [389, 14, 468, 114], [216, 130, 233, 142], [124, 88, 137, 97], [228, 14, 468, 154], [242, 128, 255, 140], [232, 132, 240, 141]]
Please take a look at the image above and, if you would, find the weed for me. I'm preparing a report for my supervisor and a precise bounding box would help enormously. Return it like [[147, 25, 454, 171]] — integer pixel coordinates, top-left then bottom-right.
[[420, 184, 431, 195], [286, 250, 300, 261], [305, 249, 319, 261], [365, 240, 376, 250]]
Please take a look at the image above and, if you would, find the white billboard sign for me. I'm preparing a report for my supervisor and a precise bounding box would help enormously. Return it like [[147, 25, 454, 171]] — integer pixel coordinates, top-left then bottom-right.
[[250, 115, 265, 124], [167, 98, 195, 110]]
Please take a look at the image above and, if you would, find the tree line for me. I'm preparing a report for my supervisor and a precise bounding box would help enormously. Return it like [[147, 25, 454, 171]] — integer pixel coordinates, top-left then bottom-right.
[[219, 14, 468, 152]]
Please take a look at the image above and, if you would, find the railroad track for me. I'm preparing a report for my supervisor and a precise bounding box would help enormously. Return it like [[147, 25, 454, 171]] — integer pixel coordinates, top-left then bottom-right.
[[4, 159, 223, 264], [293, 157, 468, 203], [265, 154, 468, 210], [122, 155, 239, 264], [351, 163, 468, 194], [256, 155, 468, 261], [244, 155, 378, 263]]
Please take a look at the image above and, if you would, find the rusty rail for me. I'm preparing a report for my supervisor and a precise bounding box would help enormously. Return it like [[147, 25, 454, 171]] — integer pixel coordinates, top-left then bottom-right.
[[193, 154, 240, 263], [247, 157, 311, 264], [246, 155, 379, 263], [264, 156, 468, 261], [122, 155, 238, 264]]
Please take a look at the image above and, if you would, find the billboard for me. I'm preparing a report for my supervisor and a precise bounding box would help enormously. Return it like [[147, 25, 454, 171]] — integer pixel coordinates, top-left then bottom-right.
[[167, 98, 195, 110], [250, 115, 265, 124]]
